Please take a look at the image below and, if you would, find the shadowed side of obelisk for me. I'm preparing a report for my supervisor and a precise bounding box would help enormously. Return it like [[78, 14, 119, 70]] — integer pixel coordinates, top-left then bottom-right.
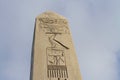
[[30, 19, 37, 80]]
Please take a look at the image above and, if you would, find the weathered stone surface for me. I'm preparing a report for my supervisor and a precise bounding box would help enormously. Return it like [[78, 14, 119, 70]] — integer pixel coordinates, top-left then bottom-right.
[[30, 11, 82, 80]]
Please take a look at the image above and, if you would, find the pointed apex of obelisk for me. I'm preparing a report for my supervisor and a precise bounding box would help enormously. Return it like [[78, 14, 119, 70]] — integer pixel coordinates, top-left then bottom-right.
[[36, 11, 67, 20]]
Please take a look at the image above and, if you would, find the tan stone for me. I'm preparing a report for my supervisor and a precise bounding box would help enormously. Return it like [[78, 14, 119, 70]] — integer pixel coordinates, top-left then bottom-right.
[[30, 11, 82, 80]]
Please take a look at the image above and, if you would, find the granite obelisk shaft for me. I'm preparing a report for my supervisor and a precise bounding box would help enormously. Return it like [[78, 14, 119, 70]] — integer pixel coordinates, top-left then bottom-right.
[[30, 11, 82, 80]]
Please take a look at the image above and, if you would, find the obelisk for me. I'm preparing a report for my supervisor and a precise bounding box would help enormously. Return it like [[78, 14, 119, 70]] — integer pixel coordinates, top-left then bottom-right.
[[30, 11, 82, 80]]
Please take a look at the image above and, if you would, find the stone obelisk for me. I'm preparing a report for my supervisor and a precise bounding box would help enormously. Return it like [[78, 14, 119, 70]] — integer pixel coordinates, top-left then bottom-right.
[[30, 11, 82, 80]]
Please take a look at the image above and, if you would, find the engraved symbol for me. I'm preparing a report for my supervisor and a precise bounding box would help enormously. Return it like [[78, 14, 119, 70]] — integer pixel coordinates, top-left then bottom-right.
[[39, 18, 70, 34], [47, 49, 65, 65], [48, 34, 69, 49]]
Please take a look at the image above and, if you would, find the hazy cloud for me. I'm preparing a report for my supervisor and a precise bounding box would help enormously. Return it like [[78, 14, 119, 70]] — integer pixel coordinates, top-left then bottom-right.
[[0, 0, 120, 80]]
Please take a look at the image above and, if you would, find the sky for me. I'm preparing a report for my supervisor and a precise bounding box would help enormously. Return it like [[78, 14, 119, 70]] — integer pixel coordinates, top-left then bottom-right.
[[0, 0, 120, 80]]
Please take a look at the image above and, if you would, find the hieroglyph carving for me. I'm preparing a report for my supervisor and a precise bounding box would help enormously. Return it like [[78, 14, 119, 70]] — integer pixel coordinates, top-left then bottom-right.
[[39, 18, 69, 80]]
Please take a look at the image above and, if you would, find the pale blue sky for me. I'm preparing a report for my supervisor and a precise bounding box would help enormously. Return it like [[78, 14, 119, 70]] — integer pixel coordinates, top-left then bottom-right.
[[0, 0, 120, 80]]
